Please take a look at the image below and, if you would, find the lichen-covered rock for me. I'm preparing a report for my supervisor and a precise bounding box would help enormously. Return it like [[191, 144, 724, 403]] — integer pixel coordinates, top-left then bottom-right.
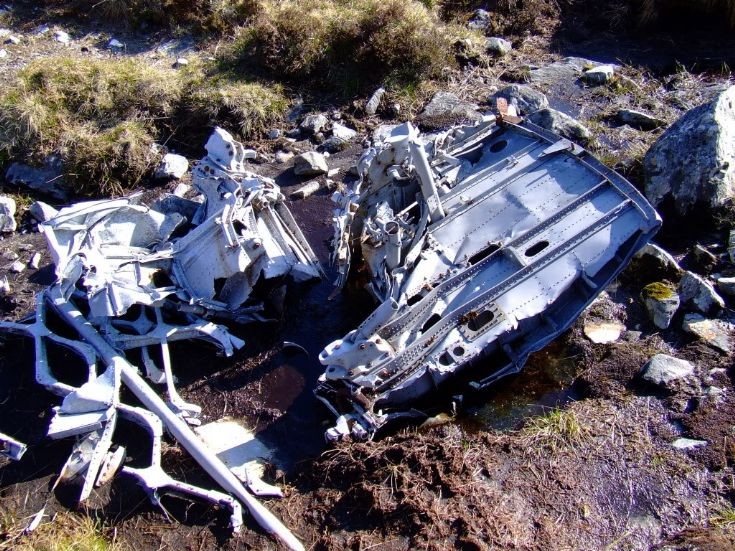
[[528, 108, 591, 144], [485, 37, 512, 56], [640, 354, 695, 388], [678, 271, 725, 315], [492, 85, 548, 115], [617, 109, 664, 130], [644, 85, 735, 216], [641, 281, 680, 329], [418, 92, 482, 129], [582, 64, 615, 85], [682, 314, 733, 353]]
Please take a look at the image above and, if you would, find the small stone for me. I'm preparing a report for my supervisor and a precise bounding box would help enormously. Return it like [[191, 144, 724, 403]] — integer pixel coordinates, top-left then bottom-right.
[[492, 85, 549, 116], [9, 260, 25, 273], [267, 129, 281, 140], [108, 38, 124, 49], [321, 136, 347, 154], [313, 132, 325, 144], [682, 313, 734, 353], [300, 113, 328, 135], [616, 109, 664, 130], [173, 58, 188, 68], [1, 250, 18, 261], [728, 229, 735, 263], [293, 151, 328, 177], [372, 124, 400, 144], [155, 153, 189, 180], [291, 180, 323, 199], [583, 320, 625, 343], [0, 49, 7, 58], [582, 64, 615, 85], [286, 98, 304, 122], [4, 35, 20, 45], [468, 9, 490, 30], [28, 252, 41, 270], [632, 243, 683, 278], [418, 91, 482, 128], [5, 157, 69, 200], [485, 37, 512, 56], [716, 276, 735, 296], [275, 150, 294, 164], [54, 30, 71, 44], [0, 29, 10, 38], [331, 122, 357, 142], [29, 201, 58, 223], [691, 244, 718, 271], [388, 103, 401, 117], [671, 438, 708, 451], [0, 275, 8, 296], [678, 271, 725, 315], [172, 183, 190, 197], [641, 282, 680, 329], [365, 87, 386, 116], [285, 128, 302, 139], [0, 196, 17, 233], [640, 354, 695, 388], [528, 108, 591, 144]]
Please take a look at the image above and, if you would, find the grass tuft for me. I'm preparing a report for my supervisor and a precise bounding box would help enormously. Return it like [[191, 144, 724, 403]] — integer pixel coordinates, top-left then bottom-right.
[[519, 408, 589, 453]]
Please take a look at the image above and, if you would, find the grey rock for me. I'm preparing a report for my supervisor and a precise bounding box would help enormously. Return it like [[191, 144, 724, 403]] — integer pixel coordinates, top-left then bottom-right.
[[640, 354, 695, 388], [300, 113, 328, 136], [641, 283, 680, 329], [528, 108, 591, 144], [372, 124, 400, 144], [0, 196, 16, 233], [492, 85, 548, 115], [644, 85, 735, 216], [291, 180, 323, 200], [682, 313, 734, 353], [0, 276, 8, 296], [285, 128, 302, 139], [529, 57, 593, 87], [108, 38, 124, 49], [671, 438, 708, 450], [321, 136, 348, 154], [29, 201, 58, 223], [155, 153, 189, 180], [633, 243, 683, 276], [468, 9, 490, 30], [692, 244, 718, 271], [286, 98, 304, 122], [0, 49, 7, 58], [4, 35, 19, 45], [678, 271, 725, 314], [418, 92, 482, 128], [365, 87, 386, 116], [172, 183, 190, 197], [331, 122, 357, 142], [9, 260, 25, 273], [6, 158, 69, 200], [716, 276, 735, 296], [617, 109, 664, 130], [582, 64, 615, 85], [267, 129, 281, 140], [293, 151, 328, 177], [485, 37, 512, 56], [275, 150, 294, 164], [54, 30, 71, 44], [173, 57, 188, 68], [728, 229, 735, 263], [1, 251, 18, 261], [28, 252, 41, 270]]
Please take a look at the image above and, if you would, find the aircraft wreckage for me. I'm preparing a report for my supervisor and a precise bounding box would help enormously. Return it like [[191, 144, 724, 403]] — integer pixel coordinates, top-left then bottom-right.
[[0, 112, 660, 547]]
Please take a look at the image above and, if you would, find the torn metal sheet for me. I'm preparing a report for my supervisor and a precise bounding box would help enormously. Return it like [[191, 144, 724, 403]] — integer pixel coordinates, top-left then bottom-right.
[[318, 118, 661, 439], [0, 431, 27, 461]]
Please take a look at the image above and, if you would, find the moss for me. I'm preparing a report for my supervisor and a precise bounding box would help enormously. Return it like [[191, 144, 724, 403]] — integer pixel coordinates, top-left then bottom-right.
[[642, 281, 677, 301]]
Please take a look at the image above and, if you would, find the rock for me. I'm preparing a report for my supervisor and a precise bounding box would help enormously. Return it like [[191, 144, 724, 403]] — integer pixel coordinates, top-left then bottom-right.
[[321, 136, 348, 154], [293, 151, 328, 177], [418, 92, 482, 128], [644, 85, 735, 216], [4, 35, 20, 45], [5, 158, 69, 200], [582, 64, 615, 85], [29, 252, 41, 270], [291, 180, 323, 199], [365, 87, 386, 116], [641, 282, 680, 329], [29, 201, 58, 223], [54, 30, 71, 44], [0, 49, 7, 58], [372, 124, 400, 144], [492, 85, 548, 115], [617, 109, 664, 130], [0, 196, 17, 233], [678, 271, 725, 315], [331, 122, 357, 142], [267, 129, 281, 140], [528, 108, 591, 144], [485, 37, 512, 56], [529, 57, 593, 87], [716, 276, 735, 296], [0, 28, 10, 38], [172, 183, 190, 197], [583, 320, 625, 343], [468, 9, 490, 30], [173, 57, 188, 68], [2, 251, 18, 261], [0, 276, 8, 296], [691, 244, 718, 272], [108, 38, 124, 49], [632, 243, 683, 278], [155, 153, 188, 180], [682, 314, 733, 353], [9, 260, 25, 273], [287, 98, 304, 122], [728, 229, 735, 263], [274, 150, 294, 164], [640, 354, 695, 388], [671, 438, 708, 451], [285, 128, 302, 139], [300, 113, 328, 136]]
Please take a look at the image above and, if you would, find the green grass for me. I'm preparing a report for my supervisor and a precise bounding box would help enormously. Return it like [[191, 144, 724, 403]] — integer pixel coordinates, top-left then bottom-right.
[[710, 503, 735, 527], [520, 408, 590, 452]]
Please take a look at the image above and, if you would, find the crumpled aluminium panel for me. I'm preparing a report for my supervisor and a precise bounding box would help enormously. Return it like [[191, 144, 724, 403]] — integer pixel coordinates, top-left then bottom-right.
[[317, 118, 661, 440]]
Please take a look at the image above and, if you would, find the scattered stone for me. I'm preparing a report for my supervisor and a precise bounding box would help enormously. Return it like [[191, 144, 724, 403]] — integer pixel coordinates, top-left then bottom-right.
[[691, 244, 718, 272], [327, 168, 339, 178], [291, 180, 323, 199], [632, 243, 683, 277], [641, 282, 680, 329], [286, 98, 304, 122], [582, 64, 615, 85], [173, 57, 188, 68], [418, 91, 482, 128], [5, 157, 69, 200], [330, 111, 342, 121], [671, 438, 708, 451], [583, 320, 625, 343], [108, 38, 124, 49], [293, 151, 328, 177], [28, 252, 41, 270], [155, 153, 188, 180], [313, 132, 325, 145], [267, 129, 281, 140], [331, 122, 357, 142], [640, 354, 695, 388], [468, 9, 490, 30], [372, 124, 400, 143], [365, 87, 386, 116], [4, 34, 20, 45], [0, 196, 16, 233], [0, 29, 10, 38], [492, 85, 549, 115], [485, 37, 512, 56], [321, 136, 347, 154], [623, 330, 643, 342], [1, 251, 18, 261], [300, 113, 328, 136], [644, 85, 735, 216], [616, 109, 664, 130], [388, 103, 401, 117], [716, 276, 735, 297], [274, 150, 294, 164], [678, 271, 725, 315], [728, 229, 735, 263], [528, 108, 591, 144], [172, 183, 190, 198], [0, 48, 7, 58], [285, 128, 302, 139], [29, 201, 58, 223], [0, 276, 8, 296], [529, 57, 593, 87], [682, 314, 733, 353], [9, 260, 25, 274], [54, 30, 71, 44]]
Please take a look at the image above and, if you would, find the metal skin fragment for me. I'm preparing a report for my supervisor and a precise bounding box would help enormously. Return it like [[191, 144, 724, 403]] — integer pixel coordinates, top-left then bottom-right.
[[0, 431, 27, 461], [318, 118, 661, 440]]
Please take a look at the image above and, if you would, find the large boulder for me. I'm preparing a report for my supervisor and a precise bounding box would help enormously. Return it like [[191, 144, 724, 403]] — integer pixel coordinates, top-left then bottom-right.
[[644, 85, 735, 216], [418, 92, 482, 129]]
